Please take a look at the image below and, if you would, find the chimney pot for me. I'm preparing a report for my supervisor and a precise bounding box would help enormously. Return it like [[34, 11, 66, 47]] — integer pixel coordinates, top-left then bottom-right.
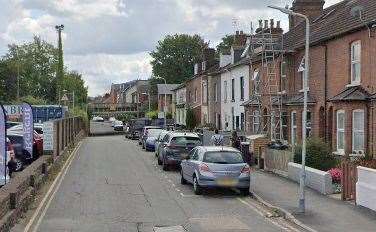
[[258, 19, 263, 28], [270, 19, 274, 28], [264, 20, 269, 28], [240, 30, 243, 35], [277, 21, 281, 28], [236, 30, 239, 35]]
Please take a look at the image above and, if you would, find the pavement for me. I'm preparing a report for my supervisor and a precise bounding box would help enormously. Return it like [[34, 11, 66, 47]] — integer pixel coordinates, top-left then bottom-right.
[[14, 131, 308, 231], [251, 170, 376, 232]]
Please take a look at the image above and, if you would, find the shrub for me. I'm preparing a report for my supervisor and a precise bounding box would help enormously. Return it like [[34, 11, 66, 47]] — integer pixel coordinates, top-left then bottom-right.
[[186, 107, 197, 131], [294, 137, 337, 171], [146, 110, 158, 119], [328, 168, 342, 183]]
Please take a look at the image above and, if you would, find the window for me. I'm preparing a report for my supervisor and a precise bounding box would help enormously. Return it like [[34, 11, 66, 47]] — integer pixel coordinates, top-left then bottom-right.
[[351, 41, 361, 85], [224, 81, 228, 102], [194, 63, 199, 75], [240, 76, 244, 100], [202, 81, 207, 103], [252, 69, 260, 95], [253, 110, 260, 133], [280, 61, 287, 91], [336, 110, 345, 153], [240, 113, 244, 131], [352, 109, 364, 152], [291, 111, 297, 145], [202, 61, 206, 71], [194, 88, 197, 102], [282, 112, 288, 141], [298, 57, 305, 91], [302, 111, 312, 138], [231, 78, 235, 101]]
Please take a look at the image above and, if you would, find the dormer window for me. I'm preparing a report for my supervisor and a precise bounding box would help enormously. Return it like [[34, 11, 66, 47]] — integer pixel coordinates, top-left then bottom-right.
[[202, 61, 206, 71], [194, 63, 199, 75], [351, 40, 361, 85]]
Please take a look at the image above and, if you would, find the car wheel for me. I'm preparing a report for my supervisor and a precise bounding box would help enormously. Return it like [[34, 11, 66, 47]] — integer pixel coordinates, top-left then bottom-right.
[[239, 188, 250, 196], [14, 158, 23, 172], [180, 170, 187, 185], [193, 176, 202, 195]]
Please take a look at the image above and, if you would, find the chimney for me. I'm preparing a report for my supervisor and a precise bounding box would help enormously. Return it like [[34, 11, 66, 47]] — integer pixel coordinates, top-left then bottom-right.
[[270, 19, 284, 35], [256, 19, 263, 33], [289, 0, 325, 29], [264, 20, 269, 28], [233, 30, 247, 46]]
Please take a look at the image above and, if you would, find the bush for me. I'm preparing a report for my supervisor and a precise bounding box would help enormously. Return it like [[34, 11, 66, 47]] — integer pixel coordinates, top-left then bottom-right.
[[328, 168, 342, 183], [294, 137, 337, 171], [146, 110, 158, 119], [186, 107, 197, 131]]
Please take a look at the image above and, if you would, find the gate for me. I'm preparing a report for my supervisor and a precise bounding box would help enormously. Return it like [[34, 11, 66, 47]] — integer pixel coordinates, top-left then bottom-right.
[[341, 161, 357, 201]]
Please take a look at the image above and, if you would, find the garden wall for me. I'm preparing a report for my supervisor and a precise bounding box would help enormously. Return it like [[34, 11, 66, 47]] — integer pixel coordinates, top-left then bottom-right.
[[264, 148, 293, 176], [356, 166, 376, 211]]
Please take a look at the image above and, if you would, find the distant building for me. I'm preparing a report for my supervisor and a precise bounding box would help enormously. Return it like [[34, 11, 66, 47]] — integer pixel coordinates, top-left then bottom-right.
[[157, 84, 180, 114]]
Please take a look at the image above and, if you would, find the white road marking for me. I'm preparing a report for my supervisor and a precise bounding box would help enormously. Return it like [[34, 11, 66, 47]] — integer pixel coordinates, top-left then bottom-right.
[[24, 142, 82, 232]]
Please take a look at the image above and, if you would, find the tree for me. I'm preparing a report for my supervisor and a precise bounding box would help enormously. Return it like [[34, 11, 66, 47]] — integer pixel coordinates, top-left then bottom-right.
[[186, 107, 197, 131], [150, 34, 206, 84], [216, 34, 235, 54], [62, 71, 88, 108]]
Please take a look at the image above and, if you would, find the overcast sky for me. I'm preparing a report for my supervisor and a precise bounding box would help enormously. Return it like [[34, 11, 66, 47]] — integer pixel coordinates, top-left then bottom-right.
[[0, 0, 342, 96]]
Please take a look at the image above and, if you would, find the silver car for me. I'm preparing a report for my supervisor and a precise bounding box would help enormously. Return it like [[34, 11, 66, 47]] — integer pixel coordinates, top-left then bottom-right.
[[154, 130, 168, 157], [180, 146, 250, 195]]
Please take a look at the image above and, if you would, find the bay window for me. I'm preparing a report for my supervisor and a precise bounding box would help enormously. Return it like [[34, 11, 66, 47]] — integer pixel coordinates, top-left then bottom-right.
[[352, 109, 364, 153], [336, 110, 345, 153], [253, 110, 260, 134]]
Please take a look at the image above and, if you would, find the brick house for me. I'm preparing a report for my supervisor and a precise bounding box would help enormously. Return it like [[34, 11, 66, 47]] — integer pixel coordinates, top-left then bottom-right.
[[245, 0, 376, 157]]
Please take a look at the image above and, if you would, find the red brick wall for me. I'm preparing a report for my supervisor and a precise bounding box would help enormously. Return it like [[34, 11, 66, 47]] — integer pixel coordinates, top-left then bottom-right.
[[185, 75, 203, 124]]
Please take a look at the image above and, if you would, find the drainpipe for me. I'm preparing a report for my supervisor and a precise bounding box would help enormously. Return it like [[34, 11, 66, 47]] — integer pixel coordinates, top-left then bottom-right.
[[324, 45, 328, 141]]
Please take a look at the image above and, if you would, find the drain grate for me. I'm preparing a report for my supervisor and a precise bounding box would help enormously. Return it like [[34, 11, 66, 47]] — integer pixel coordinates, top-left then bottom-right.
[[153, 225, 186, 232]]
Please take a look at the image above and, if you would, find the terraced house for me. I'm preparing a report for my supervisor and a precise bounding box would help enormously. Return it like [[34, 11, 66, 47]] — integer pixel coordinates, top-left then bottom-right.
[[244, 0, 376, 157]]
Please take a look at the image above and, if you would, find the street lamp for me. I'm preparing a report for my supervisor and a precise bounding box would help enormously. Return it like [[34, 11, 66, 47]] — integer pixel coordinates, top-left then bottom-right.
[[156, 76, 167, 129], [269, 5, 310, 214], [141, 92, 151, 112]]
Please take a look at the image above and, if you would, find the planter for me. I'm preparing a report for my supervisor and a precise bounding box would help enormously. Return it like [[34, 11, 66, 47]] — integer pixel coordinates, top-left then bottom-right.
[[356, 166, 376, 211]]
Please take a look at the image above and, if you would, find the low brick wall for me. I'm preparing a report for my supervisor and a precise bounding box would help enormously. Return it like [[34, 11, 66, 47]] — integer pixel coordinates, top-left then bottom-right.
[[0, 130, 85, 232]]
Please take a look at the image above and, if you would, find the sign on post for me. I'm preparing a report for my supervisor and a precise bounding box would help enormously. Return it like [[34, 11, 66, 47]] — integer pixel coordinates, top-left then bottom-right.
[[22, 103, 34, 158], [43, 121, 54, 152], [0, 104, 8, 186]]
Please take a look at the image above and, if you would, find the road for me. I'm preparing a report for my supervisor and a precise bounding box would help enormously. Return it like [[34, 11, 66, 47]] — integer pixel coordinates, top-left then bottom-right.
[[31, 134, 305, 232], [90, 121, 124, 135]]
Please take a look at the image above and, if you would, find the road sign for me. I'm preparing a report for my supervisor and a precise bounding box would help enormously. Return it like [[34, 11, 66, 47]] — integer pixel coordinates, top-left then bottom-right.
[[43, 121, 54, 151]]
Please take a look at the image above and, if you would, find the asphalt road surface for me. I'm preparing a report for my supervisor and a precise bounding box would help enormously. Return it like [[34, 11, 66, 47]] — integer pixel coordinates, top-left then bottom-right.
[[32, 134, 305, 232], [90, 121, 124, 135]]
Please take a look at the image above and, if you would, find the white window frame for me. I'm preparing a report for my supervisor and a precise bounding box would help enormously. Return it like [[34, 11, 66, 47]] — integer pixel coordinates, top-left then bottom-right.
[[351, 40, 361, 85], [252, 69, 260, 95], [352, 109, 365, 153], [291, 111, 297, 145], [194, 63, 199, 75], [202, 81, 207, 104], [202, 61, 206, 71], [253, 110, 260, 134], [336, 110, 345, 154]]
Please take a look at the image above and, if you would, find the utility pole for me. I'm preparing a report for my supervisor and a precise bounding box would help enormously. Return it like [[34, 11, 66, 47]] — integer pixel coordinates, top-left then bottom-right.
[[55, 24, 64, 104], [16, 49, 20, 102]]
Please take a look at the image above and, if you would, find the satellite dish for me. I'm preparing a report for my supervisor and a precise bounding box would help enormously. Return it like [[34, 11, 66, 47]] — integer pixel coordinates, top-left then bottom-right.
[[351, 5, 364, 19]]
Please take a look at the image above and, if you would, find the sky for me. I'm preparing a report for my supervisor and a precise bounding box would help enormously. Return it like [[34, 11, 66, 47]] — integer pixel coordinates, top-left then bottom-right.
[[0, 0, 342, 96]]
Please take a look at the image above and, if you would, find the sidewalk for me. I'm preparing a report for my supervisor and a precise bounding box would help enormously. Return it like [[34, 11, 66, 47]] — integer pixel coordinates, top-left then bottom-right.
[[251, 170, 376, 232]]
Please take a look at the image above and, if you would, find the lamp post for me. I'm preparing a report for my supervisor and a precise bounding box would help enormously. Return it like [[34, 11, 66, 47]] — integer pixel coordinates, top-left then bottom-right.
[[268, 5, 310, 214], [156, 77, 167, 129]]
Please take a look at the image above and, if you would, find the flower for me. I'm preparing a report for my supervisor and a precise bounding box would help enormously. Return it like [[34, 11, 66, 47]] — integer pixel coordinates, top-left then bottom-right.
[[328, 168, 342, 183]]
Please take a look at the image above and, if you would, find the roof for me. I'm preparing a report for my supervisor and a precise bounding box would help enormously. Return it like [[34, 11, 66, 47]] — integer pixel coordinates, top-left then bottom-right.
[[285, 93, 316, 105], [157, 84, 181, 95], [200, 146, 240, 153], [171, 83, 186, 92], [329, 85, 371, 101], [284, 0, 376, 50]]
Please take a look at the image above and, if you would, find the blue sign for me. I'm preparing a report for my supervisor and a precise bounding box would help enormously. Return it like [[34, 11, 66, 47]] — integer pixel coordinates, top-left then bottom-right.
[[22, 103, 34, 158], [0, 104, 7, 185]]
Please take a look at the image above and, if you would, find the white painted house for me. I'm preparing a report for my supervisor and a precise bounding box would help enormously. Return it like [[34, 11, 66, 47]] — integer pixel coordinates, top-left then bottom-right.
[[220, 46, 250, 131], [173, 84, 186, 126]]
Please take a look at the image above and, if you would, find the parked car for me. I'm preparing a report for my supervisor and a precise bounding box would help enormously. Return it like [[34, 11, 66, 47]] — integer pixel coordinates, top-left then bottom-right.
[[180, 146, 250, 195], [154, 130, 169, 157], [126, 118, 151, 139], [113, 120, 124, 131], [144, 128, 164, 151], [158, 132, 201, 171], [7, 132, 39, 172], [33, 123, 44, 136], [7, 125, 44, 154], [139, 126, 162, 147], [1, 138, 15, 186], [109, 117, 116, 127], [92, 116, 104, 122], [6, 121, 20, 129]]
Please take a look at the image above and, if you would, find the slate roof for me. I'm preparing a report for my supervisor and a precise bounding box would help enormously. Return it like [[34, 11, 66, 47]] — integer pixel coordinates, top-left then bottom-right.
[[285, 93, 316, 105], [157, 84, 180, 95], [284, 0, 376, 50], [329, 85, 371, 101]]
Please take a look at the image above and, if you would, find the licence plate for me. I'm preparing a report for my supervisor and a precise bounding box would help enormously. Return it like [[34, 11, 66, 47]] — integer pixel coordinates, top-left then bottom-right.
[[216, 178, 238, 187]]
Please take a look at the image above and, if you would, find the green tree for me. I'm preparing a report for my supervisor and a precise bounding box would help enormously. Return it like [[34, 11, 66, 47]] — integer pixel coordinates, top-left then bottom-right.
[[62, 71, 88, 108], [216, 34, 235, 54], [2, 36, 58, 103], [150, 34, 205, 84], [186, 107, 197, 131]]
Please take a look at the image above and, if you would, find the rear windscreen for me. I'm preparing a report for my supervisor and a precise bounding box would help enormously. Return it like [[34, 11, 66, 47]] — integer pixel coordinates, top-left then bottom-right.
[[148, 129, 163, 137], [171, 137, 201, 146], [203, 151, 244, 164]]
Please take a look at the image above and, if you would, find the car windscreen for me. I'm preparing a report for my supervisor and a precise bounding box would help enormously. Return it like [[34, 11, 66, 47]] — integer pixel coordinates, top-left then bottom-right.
[[148, 129, 163, 137], [203, 151, 244, 164], [170, 136, 201, 146]]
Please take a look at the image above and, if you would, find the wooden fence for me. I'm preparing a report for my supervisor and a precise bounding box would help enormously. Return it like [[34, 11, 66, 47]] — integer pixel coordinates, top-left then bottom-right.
[[341, 161, 358, 201]]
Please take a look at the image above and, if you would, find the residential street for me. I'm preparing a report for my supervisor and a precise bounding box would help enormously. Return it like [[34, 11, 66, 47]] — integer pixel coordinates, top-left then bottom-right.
[[32, 134, 304, 232]]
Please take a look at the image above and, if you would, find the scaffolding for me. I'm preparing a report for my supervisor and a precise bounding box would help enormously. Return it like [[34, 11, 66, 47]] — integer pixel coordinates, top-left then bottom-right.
[[247, 20, 286, 142]]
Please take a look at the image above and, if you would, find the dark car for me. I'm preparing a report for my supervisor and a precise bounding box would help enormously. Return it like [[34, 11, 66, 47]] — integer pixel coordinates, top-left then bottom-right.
[[126, 118, 151, 139], [140, 126, 162, 148], [158, 132, 201, 171], [7, 132, 42, 172]]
